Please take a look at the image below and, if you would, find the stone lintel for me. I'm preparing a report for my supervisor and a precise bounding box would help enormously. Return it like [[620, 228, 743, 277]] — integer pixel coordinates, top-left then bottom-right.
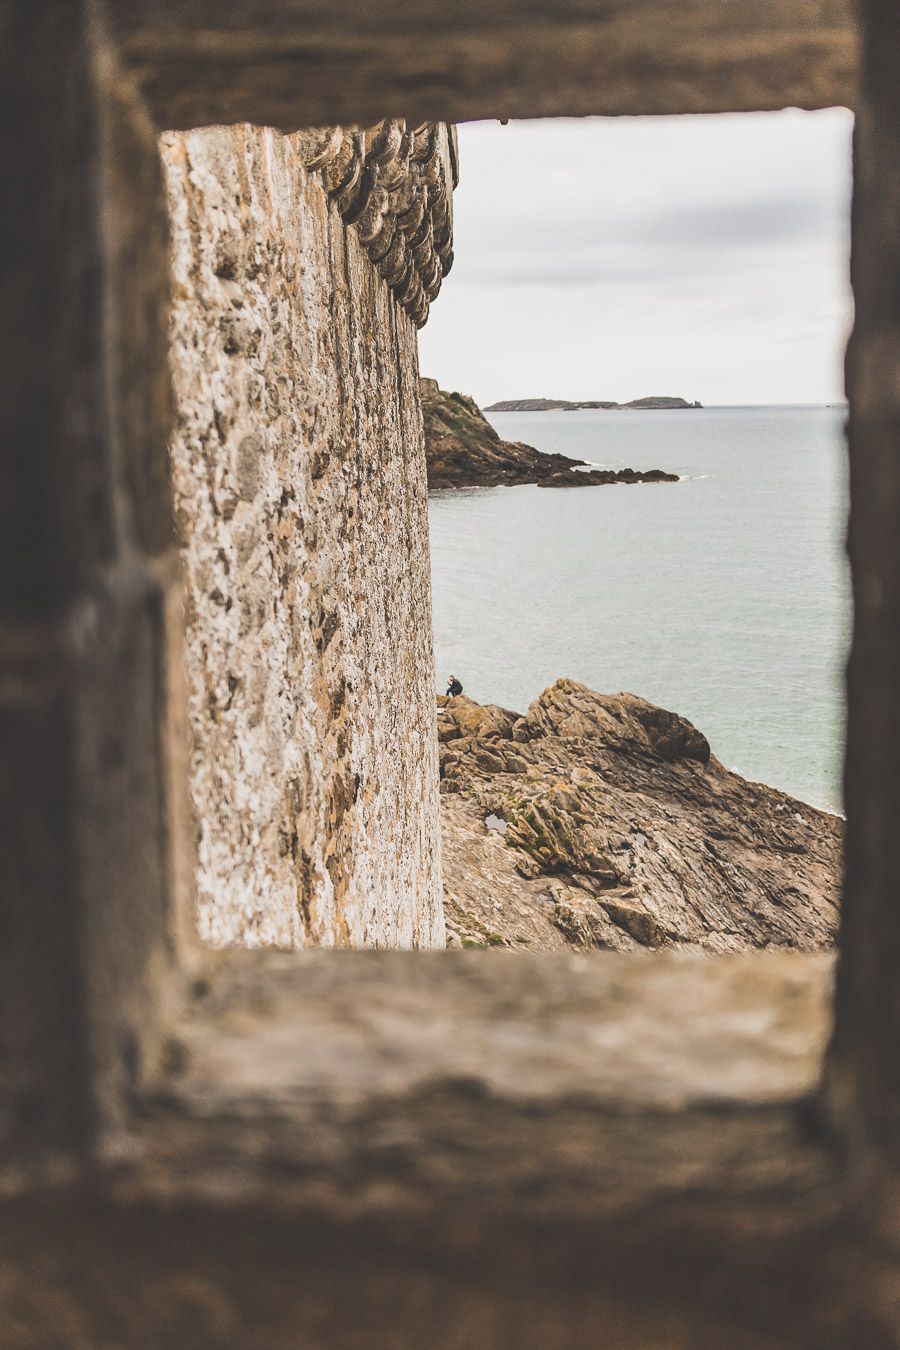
[[110, 0, 858, 131]]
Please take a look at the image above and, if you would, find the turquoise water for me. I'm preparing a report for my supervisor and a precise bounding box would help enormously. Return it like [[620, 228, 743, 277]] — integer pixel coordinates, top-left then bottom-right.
[[428, 406, 850, 811]]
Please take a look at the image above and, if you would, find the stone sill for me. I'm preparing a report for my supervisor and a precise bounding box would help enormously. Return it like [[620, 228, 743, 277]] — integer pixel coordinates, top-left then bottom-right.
[[101, 950, 843, 1248]]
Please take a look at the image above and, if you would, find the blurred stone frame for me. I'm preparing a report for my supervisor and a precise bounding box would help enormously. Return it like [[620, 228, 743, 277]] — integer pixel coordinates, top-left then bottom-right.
[[4, 2, 899, 1344]]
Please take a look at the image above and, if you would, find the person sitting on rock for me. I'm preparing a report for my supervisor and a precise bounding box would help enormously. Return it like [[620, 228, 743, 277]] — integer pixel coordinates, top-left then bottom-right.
[[446, 674, 463, 698]]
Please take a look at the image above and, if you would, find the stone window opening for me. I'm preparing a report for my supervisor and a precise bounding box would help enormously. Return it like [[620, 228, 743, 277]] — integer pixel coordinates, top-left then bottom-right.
[[165, 107, 851, 960], [426, 109, 851, 955], [5, 2, 900, 1345]]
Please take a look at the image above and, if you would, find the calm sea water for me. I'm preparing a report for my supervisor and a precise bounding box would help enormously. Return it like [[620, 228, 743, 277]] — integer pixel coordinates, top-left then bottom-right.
[[429, 406, 850, 812]]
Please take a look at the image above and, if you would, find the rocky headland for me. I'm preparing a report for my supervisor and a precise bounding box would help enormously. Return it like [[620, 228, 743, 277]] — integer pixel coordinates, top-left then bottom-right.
[[421, 378, 679, 489], [485, 396, 703, 412], [438, 679, 841, 953]]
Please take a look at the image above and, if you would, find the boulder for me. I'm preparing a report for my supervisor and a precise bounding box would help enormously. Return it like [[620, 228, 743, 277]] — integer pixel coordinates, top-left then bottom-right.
[[440, 679, 841, 953]]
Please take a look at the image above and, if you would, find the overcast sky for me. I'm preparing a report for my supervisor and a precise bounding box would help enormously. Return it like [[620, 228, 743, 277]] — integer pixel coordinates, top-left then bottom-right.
[[419, 109, 853, 407]]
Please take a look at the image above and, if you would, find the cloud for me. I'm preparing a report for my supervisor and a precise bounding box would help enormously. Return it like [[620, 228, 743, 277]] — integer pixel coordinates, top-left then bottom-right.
[[419, 109, 853, 405], [626, 193, 831, 249]]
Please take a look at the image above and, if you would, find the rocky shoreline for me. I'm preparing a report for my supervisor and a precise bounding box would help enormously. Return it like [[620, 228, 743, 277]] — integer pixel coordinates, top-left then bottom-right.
[[438, 680, 841, 952], [422, 378, 679, 489]]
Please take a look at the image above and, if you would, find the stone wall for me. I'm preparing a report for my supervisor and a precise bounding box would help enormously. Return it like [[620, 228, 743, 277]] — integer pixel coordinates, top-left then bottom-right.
[[162, 123, 451, 948]]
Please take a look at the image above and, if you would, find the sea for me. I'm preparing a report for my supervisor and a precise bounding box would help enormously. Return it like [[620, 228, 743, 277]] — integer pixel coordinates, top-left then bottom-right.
[[428, 405, 850, 813]]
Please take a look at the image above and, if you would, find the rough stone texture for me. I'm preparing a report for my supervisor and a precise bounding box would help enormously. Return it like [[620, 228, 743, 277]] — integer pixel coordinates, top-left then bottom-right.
[[163, 125, 445, 949], [438, 681, 841, 952], [421, 378, 678, 489]]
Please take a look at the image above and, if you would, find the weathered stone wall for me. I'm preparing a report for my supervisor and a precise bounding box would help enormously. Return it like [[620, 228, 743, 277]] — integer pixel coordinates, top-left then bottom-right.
[[162, 124, 446, 948]]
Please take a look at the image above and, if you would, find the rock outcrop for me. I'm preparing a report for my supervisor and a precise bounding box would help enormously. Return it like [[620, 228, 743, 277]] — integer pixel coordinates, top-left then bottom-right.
[[422, 379, 678, 489], [485, 396, 703, 411], [438, 680, 841, 952]]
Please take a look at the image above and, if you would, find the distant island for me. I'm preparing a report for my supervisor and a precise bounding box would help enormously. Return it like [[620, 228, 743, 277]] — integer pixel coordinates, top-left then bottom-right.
[[421, 379, 679, 490], [485, 395, 703, 412]]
